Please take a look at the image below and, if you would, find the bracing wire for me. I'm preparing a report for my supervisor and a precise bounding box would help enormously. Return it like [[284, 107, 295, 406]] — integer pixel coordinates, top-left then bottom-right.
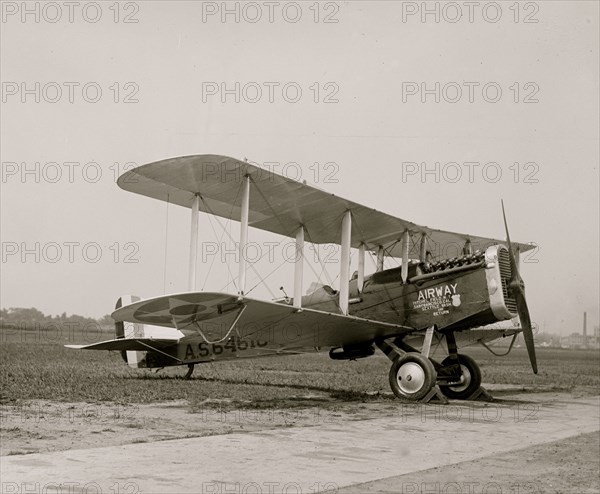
[[480, 333, 518, 356], [200, 194, 279, 299], [199, 184, 242, 292], [163, 194, 170, 294], [192, 306, 247, 345], [203, 208, 239, 292], [244, 244, 289, 297], [304, 223, 340, 287]]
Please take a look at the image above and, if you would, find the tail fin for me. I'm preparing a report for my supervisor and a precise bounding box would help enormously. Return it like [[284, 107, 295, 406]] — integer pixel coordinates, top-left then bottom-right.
[[115, 295, 146, 368]]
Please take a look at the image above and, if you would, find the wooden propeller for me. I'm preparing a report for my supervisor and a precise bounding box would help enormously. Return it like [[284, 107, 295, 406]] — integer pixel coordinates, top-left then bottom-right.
[[501, 200, 538, 374]]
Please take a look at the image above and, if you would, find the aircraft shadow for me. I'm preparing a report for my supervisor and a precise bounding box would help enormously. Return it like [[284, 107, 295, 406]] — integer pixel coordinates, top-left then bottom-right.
[[125, 373, 563, 405], [126, 372, 385, 402]]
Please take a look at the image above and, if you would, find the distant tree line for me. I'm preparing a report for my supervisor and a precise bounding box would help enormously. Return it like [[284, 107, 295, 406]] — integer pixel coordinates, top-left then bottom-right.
[[0, 307, 113, 330]]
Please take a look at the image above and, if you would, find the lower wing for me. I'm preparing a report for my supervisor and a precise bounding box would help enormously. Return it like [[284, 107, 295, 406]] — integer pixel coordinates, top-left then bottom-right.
[[65, 338, 178, 351], [110, 291, 416, 349]]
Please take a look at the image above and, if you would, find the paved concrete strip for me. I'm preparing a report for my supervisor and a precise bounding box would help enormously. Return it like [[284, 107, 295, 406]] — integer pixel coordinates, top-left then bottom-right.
[[2, 396, 598, 494]]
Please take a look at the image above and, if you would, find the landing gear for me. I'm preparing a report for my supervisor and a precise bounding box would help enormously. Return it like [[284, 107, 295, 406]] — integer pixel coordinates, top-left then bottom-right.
[[377, 328, 488, 403], [388, 353, 437, 400], [438, 354, 481, 400], [184, 364, 195, 379]]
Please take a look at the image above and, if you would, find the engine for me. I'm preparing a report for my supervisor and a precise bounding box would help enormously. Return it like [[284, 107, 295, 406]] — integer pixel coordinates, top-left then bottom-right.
[[419, 250, 486, 274], [485, 245, 519, 320]]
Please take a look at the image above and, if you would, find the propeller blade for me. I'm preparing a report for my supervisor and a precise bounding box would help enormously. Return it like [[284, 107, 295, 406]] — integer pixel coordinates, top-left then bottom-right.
[[513, 287, 538, 374], [501, 200, 520, 278], [501, 200, 538, 374]]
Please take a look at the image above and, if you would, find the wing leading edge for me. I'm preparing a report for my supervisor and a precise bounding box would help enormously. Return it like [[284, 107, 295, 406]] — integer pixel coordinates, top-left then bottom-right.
[[65, 338, 178, 351]]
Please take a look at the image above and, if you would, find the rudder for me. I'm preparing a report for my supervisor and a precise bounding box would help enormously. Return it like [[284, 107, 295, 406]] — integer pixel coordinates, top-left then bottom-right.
[[115, 295, 146, 368]]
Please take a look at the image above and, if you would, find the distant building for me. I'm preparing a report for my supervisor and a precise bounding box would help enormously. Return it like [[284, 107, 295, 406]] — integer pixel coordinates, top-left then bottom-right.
[[560, 331, 600, 350]]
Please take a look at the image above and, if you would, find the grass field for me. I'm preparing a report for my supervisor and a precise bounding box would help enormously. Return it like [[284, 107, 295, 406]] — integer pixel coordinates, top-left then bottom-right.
[[1, 327, 598, 409]]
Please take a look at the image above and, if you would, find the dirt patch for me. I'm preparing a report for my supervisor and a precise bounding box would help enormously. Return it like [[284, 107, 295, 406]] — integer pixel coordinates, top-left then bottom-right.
[[1, 389, 598, 493], [0, 396, 400, 456], [1, 388, 596, 458], [339, 431, 600, 494]]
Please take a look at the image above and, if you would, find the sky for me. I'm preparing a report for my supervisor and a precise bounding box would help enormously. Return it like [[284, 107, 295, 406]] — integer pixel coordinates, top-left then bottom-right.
[[1, 1, 598, 336]]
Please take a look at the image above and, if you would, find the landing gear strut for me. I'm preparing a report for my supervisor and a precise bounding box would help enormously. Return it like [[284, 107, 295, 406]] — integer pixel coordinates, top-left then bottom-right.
[[438, 354, 482, 399], [437, 331, 482, 400], [184, 364, 195, 379]]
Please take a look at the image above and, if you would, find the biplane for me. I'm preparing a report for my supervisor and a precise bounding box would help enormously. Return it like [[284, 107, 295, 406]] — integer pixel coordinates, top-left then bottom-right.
[[67, 155, 537, 402]]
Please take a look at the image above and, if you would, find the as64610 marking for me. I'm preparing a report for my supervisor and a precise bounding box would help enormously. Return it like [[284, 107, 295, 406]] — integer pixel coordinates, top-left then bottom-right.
[[185, 338, 268, 360]]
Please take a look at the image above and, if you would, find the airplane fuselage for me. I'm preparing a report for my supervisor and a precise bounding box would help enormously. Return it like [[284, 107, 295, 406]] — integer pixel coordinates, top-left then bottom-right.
[[131, 245, 517, 368], [304, 245, 516, 333]]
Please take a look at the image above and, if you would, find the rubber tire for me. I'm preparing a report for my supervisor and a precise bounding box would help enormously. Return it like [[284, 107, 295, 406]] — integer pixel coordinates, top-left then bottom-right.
[[389, 353, 437, 401], [439, 354, 482, 400]]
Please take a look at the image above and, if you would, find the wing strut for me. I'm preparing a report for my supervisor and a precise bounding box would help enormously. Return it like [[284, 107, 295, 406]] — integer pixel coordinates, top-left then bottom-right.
[[357, 242, 365, 293], [419, 233, 428, 261], [294, 226, 304, 308], [401, 230, 410, 283], [188, 194, 200, 291], [376, 245, 384, 272], [339, 210, 352, 315], [463, 239, 473, 255], [238, 175, 250, 296]]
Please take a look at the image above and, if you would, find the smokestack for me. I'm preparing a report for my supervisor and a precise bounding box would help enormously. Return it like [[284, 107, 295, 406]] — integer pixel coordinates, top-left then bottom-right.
[[583, 312, 587, 348]]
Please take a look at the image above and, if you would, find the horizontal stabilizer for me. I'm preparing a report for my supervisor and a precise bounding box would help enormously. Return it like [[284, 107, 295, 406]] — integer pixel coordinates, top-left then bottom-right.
[[65, 338, 178, 352]]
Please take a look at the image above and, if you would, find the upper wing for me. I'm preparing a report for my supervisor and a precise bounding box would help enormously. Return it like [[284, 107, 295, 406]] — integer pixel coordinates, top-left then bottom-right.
[[117, 155, 534, 258], [111, 291, 415, 348]]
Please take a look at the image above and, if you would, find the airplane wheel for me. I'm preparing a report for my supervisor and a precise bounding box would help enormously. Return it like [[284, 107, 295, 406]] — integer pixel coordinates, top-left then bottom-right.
[[439, 354, 481, 400], [389, 353, 437, 401]]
